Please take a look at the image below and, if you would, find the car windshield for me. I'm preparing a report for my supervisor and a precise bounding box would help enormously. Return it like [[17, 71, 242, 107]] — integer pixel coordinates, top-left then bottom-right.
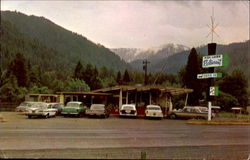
[[90, 104, 104, 110], [123, 106, 134, 110], [19, 102, 34, 107], [66, 102, 80, 108], [147, 107, 161, 110], [30, 103, 47, 109]]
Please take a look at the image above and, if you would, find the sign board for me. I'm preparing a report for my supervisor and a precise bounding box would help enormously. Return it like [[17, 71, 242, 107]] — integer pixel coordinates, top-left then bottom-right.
[[202, 55, 223, 68], [197, 73, 222, 79], [209, 86, 219, 96]]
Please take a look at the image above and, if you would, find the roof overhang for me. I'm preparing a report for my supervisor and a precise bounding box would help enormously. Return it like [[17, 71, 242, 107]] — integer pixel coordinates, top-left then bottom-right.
[[92, 85, 193, 96]]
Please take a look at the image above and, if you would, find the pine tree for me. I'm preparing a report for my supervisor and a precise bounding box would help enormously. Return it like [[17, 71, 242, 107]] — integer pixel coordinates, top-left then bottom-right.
[[74, 61, 83, 79], [116, 71, 122, 85], [183, 48, 202, 105], [219, 69, 248, 107], [8, 53, 28, 87], [123, 69, 130, 84]]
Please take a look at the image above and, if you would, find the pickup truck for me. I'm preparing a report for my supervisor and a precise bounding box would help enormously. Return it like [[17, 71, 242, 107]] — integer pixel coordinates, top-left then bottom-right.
[[168, 106, 215, 120]]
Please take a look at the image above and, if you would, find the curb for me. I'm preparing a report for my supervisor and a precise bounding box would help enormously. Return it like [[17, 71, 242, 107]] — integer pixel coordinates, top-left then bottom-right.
[[187, 121, 250, 125]]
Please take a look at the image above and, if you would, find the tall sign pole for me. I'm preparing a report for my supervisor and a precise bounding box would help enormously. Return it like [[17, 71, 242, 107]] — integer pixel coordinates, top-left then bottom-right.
[[207, 43, 216, 121], [143, 60, 150, 85]]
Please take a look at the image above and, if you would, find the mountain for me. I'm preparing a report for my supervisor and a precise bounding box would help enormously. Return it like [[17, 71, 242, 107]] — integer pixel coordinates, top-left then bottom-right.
[[113, 44, 189, 72], [142, 41, 250, 78], [1, 11, 130, 72], [112, 43, 189, 63]]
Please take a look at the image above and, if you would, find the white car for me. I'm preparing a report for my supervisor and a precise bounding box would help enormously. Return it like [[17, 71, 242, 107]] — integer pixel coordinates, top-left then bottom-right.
[[26, 102, 57, 119], [119, 104, 137, 117], [15, 101, 38, 114], [145, 105, 163, 119]]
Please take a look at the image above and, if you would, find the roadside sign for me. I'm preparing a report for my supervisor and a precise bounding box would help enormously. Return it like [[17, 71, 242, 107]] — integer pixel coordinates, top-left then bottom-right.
[[209, 86, 219, 96], [197, 73, 222, 79], [202, 54, 222, 68]]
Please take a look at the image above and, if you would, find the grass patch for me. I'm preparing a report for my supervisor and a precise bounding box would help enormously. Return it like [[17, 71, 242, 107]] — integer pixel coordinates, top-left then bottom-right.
[[187, 112, 250, 125]]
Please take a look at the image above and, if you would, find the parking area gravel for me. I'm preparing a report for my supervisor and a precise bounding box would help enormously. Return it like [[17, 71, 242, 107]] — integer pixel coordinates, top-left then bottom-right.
[[0, 112, 249, 159]]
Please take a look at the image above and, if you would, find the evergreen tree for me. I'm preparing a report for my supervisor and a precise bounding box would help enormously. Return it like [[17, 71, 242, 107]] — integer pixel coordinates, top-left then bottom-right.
[[123, 69, 131, 84], [8, 53, 28, 87], [219, 69, 248, 107], [74, 61, 83, 79], [183, 48, 202, 105], [116, 71, 122, 85]]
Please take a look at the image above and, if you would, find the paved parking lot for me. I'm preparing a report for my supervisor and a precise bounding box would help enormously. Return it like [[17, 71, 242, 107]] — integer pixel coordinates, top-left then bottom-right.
[[0, 112, 250, 159]]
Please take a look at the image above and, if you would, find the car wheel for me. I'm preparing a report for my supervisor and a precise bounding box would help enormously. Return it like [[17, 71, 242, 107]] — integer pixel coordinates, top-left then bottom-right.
[[45, 114, 49, 119], [28, 115, 32, 119], [170, 114, 177, 119], [78, 113, 83, 118]]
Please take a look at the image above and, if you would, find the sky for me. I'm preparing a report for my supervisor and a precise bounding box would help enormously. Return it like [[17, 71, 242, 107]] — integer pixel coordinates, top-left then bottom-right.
[[1, 0, 249, 49]]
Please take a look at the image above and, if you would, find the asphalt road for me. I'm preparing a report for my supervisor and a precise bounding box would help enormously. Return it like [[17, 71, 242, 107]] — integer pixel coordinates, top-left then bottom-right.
[[0, 112, 249, 159]]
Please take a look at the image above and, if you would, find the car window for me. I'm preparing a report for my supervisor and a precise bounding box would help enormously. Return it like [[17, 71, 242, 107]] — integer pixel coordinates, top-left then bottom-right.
[[66, 102, 80, 108], [122, 106, 135, 110], [190, 109, 197, 113], [91, 104, 105, 110], [183, 108, 191, 112], [147, 107, 161, 110]]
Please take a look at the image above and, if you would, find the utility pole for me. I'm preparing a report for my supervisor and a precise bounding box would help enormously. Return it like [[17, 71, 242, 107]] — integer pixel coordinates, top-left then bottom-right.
[[143, 60, 150, 85]]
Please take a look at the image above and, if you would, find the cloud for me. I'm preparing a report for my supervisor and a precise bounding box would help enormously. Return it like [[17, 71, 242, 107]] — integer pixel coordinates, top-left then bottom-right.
[[1, 1, 249, 49]]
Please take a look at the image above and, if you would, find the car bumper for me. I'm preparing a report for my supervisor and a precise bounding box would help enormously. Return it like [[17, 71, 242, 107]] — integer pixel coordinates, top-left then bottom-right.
[[119, 113, 137, 117], [61, 112, 79, 115], [26, 113, 45, 116], [146, 114, 163, 118]]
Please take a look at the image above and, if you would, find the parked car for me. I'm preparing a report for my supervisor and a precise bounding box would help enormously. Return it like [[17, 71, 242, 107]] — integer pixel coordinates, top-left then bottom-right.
[[145, 105, 163, 119], [47, 103, 64, 115], [168, 106, 215, 120], [16, 101, 37, 114], [61, 101, 87, 117], [86, 104, 109, 118], [26, 102, 57, 119], [119, 104, 137, 117]]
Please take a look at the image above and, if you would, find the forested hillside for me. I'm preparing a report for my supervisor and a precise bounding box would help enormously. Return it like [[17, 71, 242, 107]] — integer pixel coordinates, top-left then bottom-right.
[[1, 11, 130, 71], [134, 41, 249, 78]]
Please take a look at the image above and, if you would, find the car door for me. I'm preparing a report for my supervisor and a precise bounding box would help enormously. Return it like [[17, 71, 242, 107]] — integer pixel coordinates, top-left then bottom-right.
[[47, 105, 56, 116]]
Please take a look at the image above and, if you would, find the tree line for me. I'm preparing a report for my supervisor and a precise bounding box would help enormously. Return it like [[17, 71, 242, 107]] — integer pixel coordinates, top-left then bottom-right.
[[0, 49, 248, 111]]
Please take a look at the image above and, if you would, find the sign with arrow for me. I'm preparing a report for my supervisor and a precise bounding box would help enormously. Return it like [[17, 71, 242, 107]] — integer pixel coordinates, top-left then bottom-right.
[[197, 73, 222, 79]]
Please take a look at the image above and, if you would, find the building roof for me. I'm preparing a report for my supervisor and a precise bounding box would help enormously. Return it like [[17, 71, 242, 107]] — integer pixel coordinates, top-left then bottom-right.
[[92, 85, 193, 96], [56, 92, 112, 96]]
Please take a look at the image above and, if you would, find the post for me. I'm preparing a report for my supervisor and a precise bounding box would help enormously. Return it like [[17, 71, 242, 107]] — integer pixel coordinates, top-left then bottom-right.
[[59, 93, 64, 104], [207, 43, 216, 121], [185, 93, 189, 106], [149, 92, 152, 105], [126, 91, 128, 104], [208, 101, 212, 121], [119, 89, 123, 109], [169, 96, 173, 112]]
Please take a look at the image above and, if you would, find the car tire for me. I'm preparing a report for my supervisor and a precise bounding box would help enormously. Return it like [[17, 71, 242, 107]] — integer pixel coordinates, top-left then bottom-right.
[[170, 114, 177, 119], [45, 114, 49, 119], [28, 115, 32, 119]]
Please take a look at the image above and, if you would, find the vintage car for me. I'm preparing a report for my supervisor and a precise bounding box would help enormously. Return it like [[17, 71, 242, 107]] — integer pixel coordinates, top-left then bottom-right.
[[47, 103, 64, 115], [86, 104, 109, 118], [168, 106, 215, 120], [145, 105, 163, 119], [15, 101, 38, 114], [119, 104, 137, 117], [61, 101, 87, 117], [26, 102, 57, 119]]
